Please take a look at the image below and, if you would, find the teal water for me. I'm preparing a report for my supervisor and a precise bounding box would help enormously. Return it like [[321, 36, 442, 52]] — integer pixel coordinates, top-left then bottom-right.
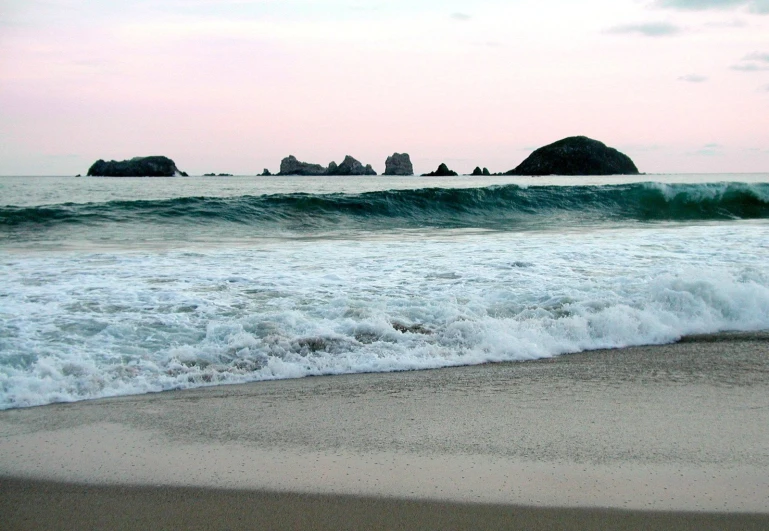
[[2, 175, 768, 250], [1, 174, 768, 408]]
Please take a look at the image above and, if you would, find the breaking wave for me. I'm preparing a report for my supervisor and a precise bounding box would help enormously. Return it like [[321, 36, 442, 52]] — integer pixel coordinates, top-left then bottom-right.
[[2, 182, 768, 235]]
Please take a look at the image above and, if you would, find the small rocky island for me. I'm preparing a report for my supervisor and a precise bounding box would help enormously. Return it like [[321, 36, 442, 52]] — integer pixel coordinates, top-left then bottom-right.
[[506, 136, 639, 176], [384, 153, 414, 176], [278, 155, 376, 176], [471, 167, 491, 176], [330, 156, 378, 176], [87, 156, 188, 177], [422, 163, 458, 177]]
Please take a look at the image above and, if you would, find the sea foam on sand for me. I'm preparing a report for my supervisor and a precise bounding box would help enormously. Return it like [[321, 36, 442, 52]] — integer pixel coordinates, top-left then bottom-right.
[[1, 334, 768, 514]]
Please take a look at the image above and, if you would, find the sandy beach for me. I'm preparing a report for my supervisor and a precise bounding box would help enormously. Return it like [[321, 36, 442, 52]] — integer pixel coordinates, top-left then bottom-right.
[[2, 332, 768, 529]]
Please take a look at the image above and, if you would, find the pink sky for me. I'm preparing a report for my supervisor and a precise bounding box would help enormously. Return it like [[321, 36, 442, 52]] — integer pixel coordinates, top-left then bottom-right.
[[1, 0, 768, 175]]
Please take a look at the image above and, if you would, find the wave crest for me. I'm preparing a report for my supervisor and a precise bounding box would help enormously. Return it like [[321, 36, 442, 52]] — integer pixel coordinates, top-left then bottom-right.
[[2, 182, 768, 233]]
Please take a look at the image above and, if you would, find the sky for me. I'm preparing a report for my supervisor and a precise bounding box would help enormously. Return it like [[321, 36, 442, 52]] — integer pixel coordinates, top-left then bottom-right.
[[0, 0, 768, 175]]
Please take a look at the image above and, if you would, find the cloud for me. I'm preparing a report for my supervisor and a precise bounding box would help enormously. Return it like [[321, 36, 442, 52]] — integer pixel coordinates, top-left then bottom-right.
[[653, 0, 769, 14], [731, 63, 769, 71], [656, 0, 746, 8], [692, 143, 723, 156], [678, 74, 708, 82], [731, 51, 769, 71], [451, 12, 472, 21], [605, 22, 682, 36], [744, 51, 769, 62]]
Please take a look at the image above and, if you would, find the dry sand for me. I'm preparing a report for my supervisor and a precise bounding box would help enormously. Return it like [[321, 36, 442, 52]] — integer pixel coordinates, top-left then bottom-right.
[[1, 332, 768, 529]]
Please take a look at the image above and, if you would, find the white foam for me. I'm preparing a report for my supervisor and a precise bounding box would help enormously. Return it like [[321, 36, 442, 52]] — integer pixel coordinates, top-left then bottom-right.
[[2, 222, 769, 409], [648, 181, 769, 203]]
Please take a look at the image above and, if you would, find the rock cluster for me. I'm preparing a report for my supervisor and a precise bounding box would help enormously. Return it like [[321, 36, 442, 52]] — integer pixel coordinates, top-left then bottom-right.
[[384, 153, 414, 176], [507, 136, 639, 176], [279, 155, 327, 176], [87, 156, 187, 177], [331, 155, 377, 176], [85, 138, 638, 179], [278, 155, 376, 176], [422, 163, 458, 177]]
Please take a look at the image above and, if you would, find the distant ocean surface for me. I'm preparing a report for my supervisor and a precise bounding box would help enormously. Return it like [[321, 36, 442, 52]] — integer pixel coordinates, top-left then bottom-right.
[[2, 174, 769, 409]]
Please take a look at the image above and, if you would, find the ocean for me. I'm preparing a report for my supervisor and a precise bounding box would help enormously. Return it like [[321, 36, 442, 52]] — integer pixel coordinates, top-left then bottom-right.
[[1, 173, 768, 409]]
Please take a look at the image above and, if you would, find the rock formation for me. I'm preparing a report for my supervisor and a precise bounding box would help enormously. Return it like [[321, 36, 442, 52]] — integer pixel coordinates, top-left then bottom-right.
[[260, 169, 272, 176], [331, 155, 377, 176], [422, 163, 458, 177], [87, 156, 187, 177], [506, 136, 639, 176], [384, 153, 414, 176], [278, 155, 327, 176], [278, 155, 377, 176], [483, 167, 491, 176], [471, 167, 483, 176]]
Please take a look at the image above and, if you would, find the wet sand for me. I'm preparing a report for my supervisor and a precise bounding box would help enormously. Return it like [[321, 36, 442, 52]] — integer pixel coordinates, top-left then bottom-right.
[[2, 477, 768, 531], [1, 332, 768, 529]]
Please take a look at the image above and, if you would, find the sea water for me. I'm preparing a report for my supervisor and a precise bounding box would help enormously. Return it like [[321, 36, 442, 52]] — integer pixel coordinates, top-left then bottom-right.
[[1, 174, 768, 409]]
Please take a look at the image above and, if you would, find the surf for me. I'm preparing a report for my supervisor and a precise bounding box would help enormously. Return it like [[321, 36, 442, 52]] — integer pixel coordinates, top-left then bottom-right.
[[2, 182, 768, 235]]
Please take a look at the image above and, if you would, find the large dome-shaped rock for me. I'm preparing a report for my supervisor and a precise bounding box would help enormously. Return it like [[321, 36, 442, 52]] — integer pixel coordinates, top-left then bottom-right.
[[507, 136, 639, 176], [422, 163, 458, 177], [330, 155, 377, 176], [87, 156, 186, 177], [278, 155, 327, 176], [384, 153, 413, 176]]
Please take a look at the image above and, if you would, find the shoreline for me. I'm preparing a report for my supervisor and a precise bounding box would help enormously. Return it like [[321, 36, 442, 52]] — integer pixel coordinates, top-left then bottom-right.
[[2, 333, 768, 528], [3, 329, 767, 412]]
